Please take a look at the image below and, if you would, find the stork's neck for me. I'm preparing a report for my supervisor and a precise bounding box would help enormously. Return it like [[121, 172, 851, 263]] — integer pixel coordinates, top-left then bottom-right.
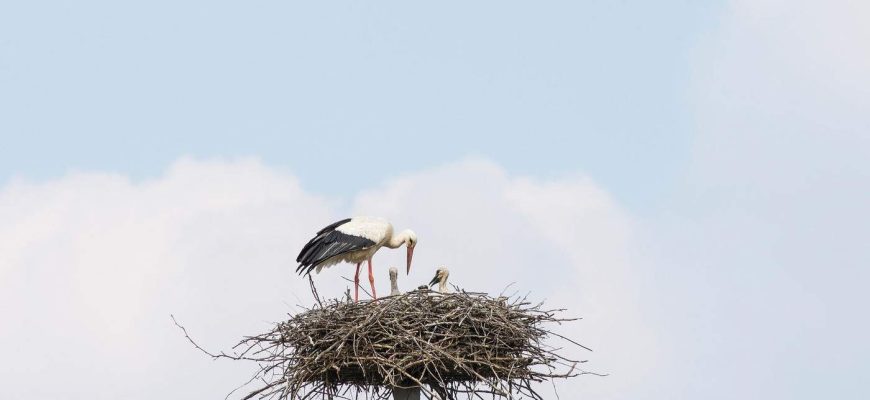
[[438, 279, 448, 294], [386, 230, 411, 248], [390, 276, 399, 295]]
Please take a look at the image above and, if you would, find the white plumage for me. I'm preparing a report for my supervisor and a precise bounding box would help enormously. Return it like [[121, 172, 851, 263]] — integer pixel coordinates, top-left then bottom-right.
[[335, 217, 394, 243], [389, 266, 400, 296]]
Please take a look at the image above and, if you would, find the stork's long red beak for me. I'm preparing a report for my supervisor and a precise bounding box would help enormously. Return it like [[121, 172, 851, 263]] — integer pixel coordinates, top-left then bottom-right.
[[406, 246, 414, 275]]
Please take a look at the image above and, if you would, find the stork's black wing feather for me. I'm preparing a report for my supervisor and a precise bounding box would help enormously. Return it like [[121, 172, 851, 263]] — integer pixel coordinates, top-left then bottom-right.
[[315, 218, 352, 235], [297, 218, 350, 264], [296, 218, 375, 275]]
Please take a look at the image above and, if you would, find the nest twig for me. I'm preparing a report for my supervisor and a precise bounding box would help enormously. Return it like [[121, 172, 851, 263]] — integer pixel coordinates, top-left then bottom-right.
[[176, 288, 595, 400]]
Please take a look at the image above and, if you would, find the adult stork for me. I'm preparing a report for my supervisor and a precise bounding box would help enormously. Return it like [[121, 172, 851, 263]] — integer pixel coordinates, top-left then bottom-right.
[[296, 216, 417, 302]]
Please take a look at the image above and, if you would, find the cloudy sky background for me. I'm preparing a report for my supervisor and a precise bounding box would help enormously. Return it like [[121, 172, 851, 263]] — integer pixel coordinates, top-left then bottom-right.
[[1, 1, 868, 399]]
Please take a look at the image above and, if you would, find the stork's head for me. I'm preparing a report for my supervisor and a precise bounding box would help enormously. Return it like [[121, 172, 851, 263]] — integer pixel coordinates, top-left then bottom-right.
[[388, 266, 398, 280], [429, 267, 449, 288], [402, 230, 417, 275]]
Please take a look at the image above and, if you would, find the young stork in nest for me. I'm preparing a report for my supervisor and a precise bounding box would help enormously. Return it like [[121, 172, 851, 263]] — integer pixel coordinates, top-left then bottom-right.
[[429, 267, 450, 294], [389, 267, 400, 296], [296, 216, 417, 302]]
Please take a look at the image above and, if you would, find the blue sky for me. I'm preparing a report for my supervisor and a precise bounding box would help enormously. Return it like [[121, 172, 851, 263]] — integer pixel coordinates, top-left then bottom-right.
[[2, 1, 869, 399], [0, 1, 721, 211]]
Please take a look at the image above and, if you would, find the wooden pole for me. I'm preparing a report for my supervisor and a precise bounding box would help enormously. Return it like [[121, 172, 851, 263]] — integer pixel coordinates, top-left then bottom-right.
[[392, 386, 421, 400]]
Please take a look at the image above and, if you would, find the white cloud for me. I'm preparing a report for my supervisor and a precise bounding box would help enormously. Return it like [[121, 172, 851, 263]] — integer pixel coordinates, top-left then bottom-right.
[[0, 157, 644, 399], [0, 157, 336, 398]]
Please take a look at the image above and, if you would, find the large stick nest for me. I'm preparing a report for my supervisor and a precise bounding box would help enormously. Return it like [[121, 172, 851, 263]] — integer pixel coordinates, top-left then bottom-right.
[[180, 288, 593, 400]]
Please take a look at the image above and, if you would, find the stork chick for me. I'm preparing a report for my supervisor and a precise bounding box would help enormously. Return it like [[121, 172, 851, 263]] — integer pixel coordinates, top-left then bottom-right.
[[389, 266, 400, 296], [428, 267, 450, 294]]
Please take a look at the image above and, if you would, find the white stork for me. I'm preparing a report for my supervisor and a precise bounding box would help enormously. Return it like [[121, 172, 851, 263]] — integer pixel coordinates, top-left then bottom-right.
[[428, 267, 450, 294], [389, 266, 400, 296], [296, 216, 417, 302]]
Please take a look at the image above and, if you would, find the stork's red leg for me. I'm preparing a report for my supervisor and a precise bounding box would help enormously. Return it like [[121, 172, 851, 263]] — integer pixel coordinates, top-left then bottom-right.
[[354, 263, 361, 303], [368, 258, 377, 300]]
